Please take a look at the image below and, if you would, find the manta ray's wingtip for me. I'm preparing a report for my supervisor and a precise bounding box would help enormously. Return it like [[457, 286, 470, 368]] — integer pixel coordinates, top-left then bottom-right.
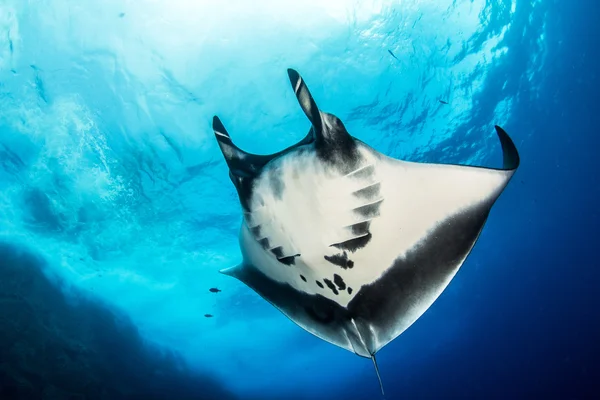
[[493, 125, 520, 171]]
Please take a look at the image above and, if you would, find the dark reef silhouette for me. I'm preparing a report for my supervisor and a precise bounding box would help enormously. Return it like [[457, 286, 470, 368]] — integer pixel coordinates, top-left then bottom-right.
[[0, 242, 236, 400]]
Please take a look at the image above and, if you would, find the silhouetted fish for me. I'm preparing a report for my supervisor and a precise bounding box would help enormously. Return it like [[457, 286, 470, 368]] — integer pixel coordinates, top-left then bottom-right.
[[209, 287, 221, 293], [387, 49, 399, 61], [204, 314, 213, 318], [439, 100, 449, 104]]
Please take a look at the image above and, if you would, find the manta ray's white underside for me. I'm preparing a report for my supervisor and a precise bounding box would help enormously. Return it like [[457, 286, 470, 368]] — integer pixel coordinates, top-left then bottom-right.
[[229, 141, 514, 355]]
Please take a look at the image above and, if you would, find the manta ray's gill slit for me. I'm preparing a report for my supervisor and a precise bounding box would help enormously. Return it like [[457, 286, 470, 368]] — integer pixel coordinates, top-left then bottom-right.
[[276, 255, 298, 266], [270, 246, 285, 259], [243, 209, 267, 228], [330, 234, 373, 253], [348, 221, 371, 237], [352, 182, 382, 199], [257, 237, 270, 250], [249, 225, 263, 238], [344, 163, 376, 180], [352, 199, 384, 219]]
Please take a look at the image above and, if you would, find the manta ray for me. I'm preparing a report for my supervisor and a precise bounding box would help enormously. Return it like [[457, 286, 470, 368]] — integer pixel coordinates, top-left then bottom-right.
[[212, 68, 520, 394]]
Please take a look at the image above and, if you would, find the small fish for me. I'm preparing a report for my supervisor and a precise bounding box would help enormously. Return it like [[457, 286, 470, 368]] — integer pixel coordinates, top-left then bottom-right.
[[209, 287, 222, 293], [119, 12, 125, 18], [204, 314, 213, 318], [387, 50, 399, 61], [439, 100, 449, 105]]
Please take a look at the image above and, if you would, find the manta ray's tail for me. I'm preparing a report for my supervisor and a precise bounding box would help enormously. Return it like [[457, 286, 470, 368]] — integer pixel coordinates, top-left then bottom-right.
[[371, 353, 385, 397]]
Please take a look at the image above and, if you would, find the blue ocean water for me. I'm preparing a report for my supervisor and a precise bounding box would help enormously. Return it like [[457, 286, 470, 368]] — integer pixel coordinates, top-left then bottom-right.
[[0, 0, 598, 399]]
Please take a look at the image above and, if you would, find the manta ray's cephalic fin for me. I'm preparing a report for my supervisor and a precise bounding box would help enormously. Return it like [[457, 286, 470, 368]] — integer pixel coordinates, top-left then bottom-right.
[[212, 115, 314, 210], [286, 68, 360, 171]]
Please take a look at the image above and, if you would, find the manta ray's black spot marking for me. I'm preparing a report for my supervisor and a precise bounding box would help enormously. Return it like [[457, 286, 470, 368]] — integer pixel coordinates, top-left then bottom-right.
[[300, 275, 307, 282], [347, 287, 353, 295], [333, 274, 346, 291], [353, 200, 383, 219], [323, 278, 339, 295], [352, 182, 381, 200], [316, 280, 324, 289], [268, 169, 286, 200], [324, 252, 354, 269]]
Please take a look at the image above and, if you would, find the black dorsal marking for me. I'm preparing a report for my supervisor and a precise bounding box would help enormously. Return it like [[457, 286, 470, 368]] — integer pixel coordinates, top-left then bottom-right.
[[300, 274, 307, 282], [316, 280, 324, 289]]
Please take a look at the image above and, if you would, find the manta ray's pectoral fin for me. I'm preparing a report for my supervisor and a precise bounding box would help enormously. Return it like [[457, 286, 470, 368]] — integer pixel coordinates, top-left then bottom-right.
[[287, 68, 360, 170]]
